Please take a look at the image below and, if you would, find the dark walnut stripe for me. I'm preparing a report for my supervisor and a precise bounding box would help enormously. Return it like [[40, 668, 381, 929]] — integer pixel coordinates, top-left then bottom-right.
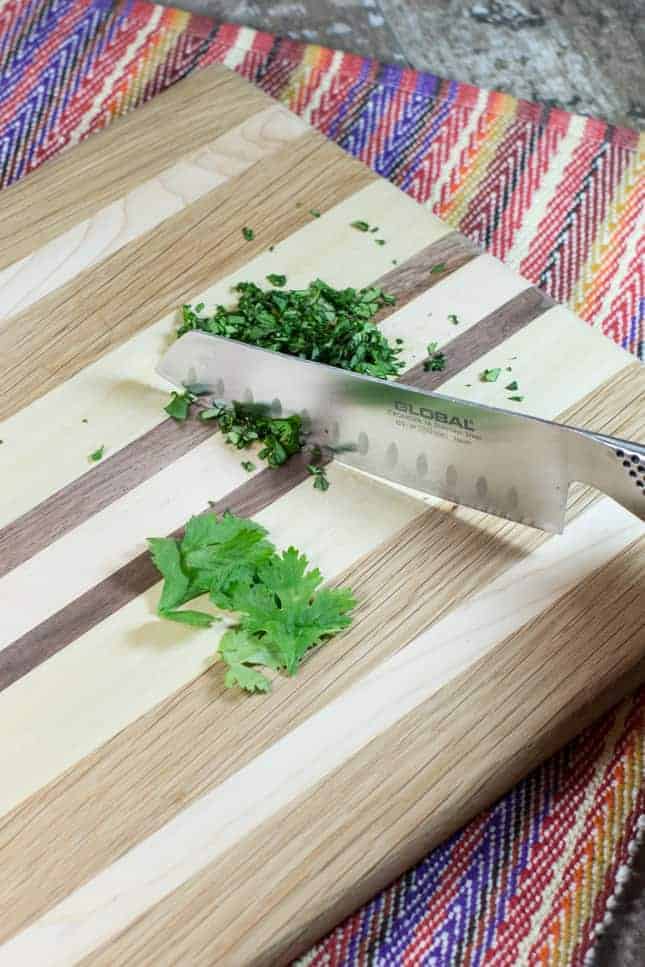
[[0, 452, 316, 692], [0, 234, 479, 576], [0, 419, 213, 580], [0, 66, 272, 271], [404, 286, 555, 391]]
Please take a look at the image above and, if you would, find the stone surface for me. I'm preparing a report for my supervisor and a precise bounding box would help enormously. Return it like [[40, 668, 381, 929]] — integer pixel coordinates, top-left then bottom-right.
[[158, 0, 645, 128]]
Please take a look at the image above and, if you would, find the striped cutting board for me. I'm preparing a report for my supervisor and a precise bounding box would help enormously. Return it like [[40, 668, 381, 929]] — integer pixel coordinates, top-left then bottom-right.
[[0, 64, 643, 966]]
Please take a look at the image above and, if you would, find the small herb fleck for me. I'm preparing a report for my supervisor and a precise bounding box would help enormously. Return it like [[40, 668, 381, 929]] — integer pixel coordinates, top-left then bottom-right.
[[241, 460, 256, 472], [423, 341, 447, 372], [375, 238, 386, 246], [308, 464, 330, 492], [392, 259, 398, 265], [89, 445, 105, 463], [351, 220, 370, 232], [242, 227, 254, 241], [370, 226, 379, 233], [448, 313, 460, 325], [81, 418, 88, 424], [266, 273, 287, 287], [430, 263, 446, 274], [309, 209, 321, 218], [505, 380, 519, 391], [508, 395, 525, 402], [268, 245, 275, 252], [194, 302, 205, 313], [165, 390, 195, 421], [481, 368, 501, 383]]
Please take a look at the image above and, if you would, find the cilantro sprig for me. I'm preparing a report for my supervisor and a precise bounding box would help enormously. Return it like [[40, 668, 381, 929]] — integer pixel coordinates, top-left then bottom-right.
[[149, 512, 355, 692]]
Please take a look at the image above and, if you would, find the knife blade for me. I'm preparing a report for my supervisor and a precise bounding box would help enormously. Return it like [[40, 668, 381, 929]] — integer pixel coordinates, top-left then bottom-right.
[[157, 332, 645, 533]]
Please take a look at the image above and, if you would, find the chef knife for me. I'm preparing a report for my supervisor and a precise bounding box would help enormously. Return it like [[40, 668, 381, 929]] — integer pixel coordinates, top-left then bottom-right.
[[158, 332, 645, 534]]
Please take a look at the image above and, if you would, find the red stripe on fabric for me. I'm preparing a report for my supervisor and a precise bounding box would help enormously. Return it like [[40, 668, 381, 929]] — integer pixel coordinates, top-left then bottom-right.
[[487, 116, 570, 262]]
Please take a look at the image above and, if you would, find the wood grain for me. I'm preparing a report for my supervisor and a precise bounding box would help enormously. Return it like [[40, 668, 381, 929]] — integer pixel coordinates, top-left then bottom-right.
[[0, 233, 474, 578], [0, 65, 273, 271], [97, 534, 643, 967], [0, 133, 375, 421], [1, 364, 641, 946]]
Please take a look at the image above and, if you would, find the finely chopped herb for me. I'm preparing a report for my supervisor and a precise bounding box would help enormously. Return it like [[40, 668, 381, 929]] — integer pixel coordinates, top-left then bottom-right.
[[423, 341, 447, 372], [89, 446, 105, 462], [242, 226, 254, 241], [481, 367, 501, 383]]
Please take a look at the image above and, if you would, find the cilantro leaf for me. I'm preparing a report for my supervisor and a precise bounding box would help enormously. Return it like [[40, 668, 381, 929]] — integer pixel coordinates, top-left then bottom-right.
[[266, 273, 286, 287], [225, 664, 272, 693], [309, 209, 321, 218], [505, 380, 519, 391], [230, 548, 355, 675], [242, 227, 254, 241], [88, 445, 105, 462], [423, 341, 446, 372], [241, 460, 256, 472], [481, 368, 501, 383], [165, 391, 194, 421], [308, 464, 330, 491], [508, 395, 525, 402], [448, 313, 459, 325], [351, 220, 370, 232], [430, 263, 446, 274]]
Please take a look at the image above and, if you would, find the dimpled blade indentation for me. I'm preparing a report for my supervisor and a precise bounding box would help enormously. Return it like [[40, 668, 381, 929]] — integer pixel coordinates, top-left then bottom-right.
[[386, 442, 398, 468]]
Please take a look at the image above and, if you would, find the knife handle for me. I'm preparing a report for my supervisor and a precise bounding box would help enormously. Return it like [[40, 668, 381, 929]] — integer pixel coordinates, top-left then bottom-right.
[[569, 428, 645, 522]]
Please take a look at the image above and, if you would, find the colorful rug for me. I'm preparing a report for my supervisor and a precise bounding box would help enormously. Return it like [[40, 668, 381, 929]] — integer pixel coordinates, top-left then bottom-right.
[[0, 1, 643, 964]]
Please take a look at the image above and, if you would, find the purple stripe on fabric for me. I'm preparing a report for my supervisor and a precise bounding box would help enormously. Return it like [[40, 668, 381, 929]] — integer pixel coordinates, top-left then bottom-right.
[[400, 81, 459, 192], [339, 80, 398, 162], [327, 57, 372, 143]]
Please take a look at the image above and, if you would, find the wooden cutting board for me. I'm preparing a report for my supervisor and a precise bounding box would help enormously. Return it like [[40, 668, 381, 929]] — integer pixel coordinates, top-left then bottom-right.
[[0, 64, 643, 966]]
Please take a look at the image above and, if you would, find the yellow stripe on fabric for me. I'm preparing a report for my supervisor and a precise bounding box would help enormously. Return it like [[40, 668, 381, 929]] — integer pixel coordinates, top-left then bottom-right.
[[571, 144, 644, 322], [437, 92, 518, 226]]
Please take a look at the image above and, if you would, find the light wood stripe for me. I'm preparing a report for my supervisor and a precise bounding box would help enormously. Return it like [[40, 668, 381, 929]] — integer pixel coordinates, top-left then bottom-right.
[[2, 503, 641, 964], [0, 66, 272, 271], [0, 178, 450, 529], [0, 104, 308, 320], [0, 132, 376, 421], [0, 365, 641, 945], [0, 418, 212, 579]]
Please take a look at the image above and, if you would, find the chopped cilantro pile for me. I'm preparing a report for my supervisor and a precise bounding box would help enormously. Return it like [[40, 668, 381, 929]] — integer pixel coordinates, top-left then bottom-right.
[[149, 511, 355, 692], [178, 279, 400, 378], [200, 401, 303, 468]]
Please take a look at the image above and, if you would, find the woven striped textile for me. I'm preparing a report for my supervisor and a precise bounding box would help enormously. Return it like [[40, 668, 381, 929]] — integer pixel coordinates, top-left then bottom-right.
[[0, 2, 643, 965]]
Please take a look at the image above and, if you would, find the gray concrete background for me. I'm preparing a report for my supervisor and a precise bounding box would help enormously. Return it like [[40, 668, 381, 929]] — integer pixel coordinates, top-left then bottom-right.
[[160, 0, 645, 128], [157, 0, 645, 962]]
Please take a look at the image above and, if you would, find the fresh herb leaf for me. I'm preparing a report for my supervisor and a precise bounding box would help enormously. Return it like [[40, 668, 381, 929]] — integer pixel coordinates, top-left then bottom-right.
[[307, 464, 330, 492], [227, 547, 355, 676], [309, 209, 321, 218], [448, 313, 460, 325], [266, 273, 286, 287], [351, 220, 370, 232], [508, 395, 525, 402], [241, 460, 256, 472], [164, 390, 195, 421], [430, 263, 446, 274], [88, 445, 105, 462], [423, 341, 446, 372], [375, 238, 386, 246], [370, 226, 379, 233], [150, 513, 356, 693], [481, 368, 501, 383], [242, 226, 254, 241], [505, 380, 519, 391], [81, 418, 88, 424]]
